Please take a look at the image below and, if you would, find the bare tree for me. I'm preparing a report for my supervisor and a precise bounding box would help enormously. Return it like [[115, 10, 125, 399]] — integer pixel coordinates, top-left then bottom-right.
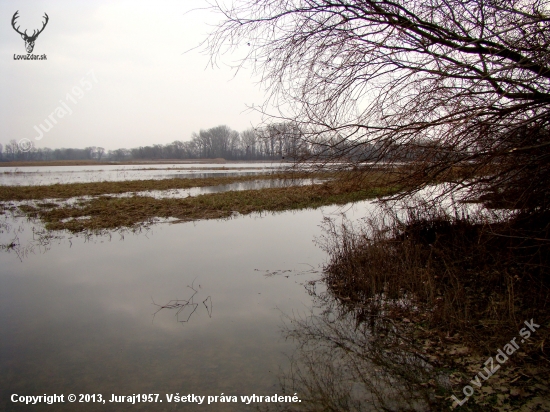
[[5, 140, 19, 161], [96, 147, 105, 161], [241, 128, 258, 159], [205, 0, 550, 211]]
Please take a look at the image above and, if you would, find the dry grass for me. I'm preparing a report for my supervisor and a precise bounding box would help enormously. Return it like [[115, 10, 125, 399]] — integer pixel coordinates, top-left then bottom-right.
[[17, 177, 397, 232], [320, 207, 550, 409], [324, 210, 550, 344], [0, 172, 317, 201]]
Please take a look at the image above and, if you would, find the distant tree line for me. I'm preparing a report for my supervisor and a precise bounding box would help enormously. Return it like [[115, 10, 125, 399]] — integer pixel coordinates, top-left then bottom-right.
[[0, 124, 311, 162], [0, 141, 107, 162], [1, 123, 449, 163]]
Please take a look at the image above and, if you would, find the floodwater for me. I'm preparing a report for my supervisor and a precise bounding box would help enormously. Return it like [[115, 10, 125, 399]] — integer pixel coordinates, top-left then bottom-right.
[[1, 179, 324, 214], [0, 163, 285, 186], [1, 165, 454, 411], [0, 194, 373, 411]]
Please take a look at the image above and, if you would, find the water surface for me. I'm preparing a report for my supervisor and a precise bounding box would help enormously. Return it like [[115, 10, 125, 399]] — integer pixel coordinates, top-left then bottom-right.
[[0, 163, 285, 186], [0, 202, 369, 411]]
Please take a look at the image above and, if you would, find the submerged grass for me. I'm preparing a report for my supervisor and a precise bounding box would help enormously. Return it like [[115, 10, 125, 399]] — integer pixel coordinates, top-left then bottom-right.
[[18, 178, 397, 232], [0, 172, 316, 201]]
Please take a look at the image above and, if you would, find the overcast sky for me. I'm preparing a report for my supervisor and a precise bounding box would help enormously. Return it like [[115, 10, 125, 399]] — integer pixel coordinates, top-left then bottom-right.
[[0, 0, 265, 150]]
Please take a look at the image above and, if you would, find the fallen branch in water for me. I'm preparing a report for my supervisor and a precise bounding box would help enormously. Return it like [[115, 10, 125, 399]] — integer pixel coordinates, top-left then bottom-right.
[[151, 280, 212, 324]]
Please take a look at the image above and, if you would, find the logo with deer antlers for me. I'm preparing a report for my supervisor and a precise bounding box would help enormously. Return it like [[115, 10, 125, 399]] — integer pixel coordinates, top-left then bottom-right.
[[11, 11, 49, 54]]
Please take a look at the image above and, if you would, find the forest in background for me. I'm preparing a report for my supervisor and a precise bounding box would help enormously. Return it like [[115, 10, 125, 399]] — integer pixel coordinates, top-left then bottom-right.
[[0, 124, 303, 162]]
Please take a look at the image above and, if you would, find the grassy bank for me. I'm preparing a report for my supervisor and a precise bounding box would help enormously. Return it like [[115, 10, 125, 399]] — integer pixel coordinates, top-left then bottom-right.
[[320, 208, 550, 410]]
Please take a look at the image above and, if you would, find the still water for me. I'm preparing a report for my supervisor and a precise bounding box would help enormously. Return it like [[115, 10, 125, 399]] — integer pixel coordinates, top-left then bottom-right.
[[0, 201, 369, 411], [0, 163, 284, 186]]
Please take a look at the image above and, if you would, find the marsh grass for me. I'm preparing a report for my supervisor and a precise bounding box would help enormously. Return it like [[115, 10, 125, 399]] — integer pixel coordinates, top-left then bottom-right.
[[0, 172, 317, 201], [320, 206, 550, 409], [16, 177, 397, 232]]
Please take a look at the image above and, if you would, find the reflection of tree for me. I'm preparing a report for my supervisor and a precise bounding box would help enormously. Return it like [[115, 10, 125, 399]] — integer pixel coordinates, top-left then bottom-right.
[[273, 285, 450, 412], [152, 281, 212, 324]]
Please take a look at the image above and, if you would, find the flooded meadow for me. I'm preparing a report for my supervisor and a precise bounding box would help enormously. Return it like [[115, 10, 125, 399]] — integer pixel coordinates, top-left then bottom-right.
[[1, 165, 398, 411], [0, 163, 283, 186], [3, 165, 546, 411]]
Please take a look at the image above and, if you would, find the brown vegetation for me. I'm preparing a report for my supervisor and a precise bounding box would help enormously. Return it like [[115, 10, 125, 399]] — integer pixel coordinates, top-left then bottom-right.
[[207, 2, 550, 408], [319, 207, 550, 410], [0, 173, 314, 201], [15, 178, 396, 232], [206, 0, 550, 214]]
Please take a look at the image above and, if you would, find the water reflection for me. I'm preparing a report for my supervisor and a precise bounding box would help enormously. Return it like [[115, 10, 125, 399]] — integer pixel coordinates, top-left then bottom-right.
[[152, 280, 213, 324], [0, 163, 283, 186], [0, 179, 323, 229], [119, 178, 321, 200], [0, 185, 523, 411], [0, 211, 67, 261], [1, 203, 349, 411], [3, 195, 414, 411], [271, 282, 451, 411]]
